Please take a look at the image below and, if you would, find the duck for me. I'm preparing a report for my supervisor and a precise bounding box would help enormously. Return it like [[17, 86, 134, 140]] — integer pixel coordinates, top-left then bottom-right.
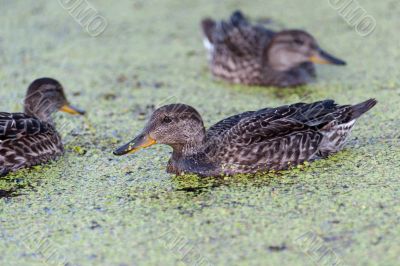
[[201, 10, 346, 87], [0, 78, 85, 176], [113, 99, 377, 177]]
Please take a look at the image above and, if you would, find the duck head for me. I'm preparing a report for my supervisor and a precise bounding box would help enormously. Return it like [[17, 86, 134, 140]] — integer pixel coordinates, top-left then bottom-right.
[[24, 78, 85, 122], [114, 104, 206, 156], [266, 30, 346, 71]]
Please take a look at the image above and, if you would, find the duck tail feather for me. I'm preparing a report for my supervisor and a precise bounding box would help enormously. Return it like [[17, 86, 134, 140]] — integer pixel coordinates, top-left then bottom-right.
[[201, 18, 216, 43], [230, 10, 247, 26], [351, 98, 377, 120]]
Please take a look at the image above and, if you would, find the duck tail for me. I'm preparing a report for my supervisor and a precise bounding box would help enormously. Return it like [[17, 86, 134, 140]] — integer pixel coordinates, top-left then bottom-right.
[[351, 98, 377, 120], [230, 10, 247, 26], [201, 18, 216, 43]]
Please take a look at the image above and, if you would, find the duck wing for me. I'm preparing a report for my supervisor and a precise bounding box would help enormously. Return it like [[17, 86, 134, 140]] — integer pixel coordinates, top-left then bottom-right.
[[205, 100, 317, 139], [0, 112, 53, 141], [222, 114, 321, 147], [202, 10, 275, 58], [221, 99, 368, 143], [206, 99, 376, 172], [0, 112, 63, 175], [206, 110, 256, 139], [204, 101, 335, 171], [209, 115, 322, 171], [288, 99, 376, 126]]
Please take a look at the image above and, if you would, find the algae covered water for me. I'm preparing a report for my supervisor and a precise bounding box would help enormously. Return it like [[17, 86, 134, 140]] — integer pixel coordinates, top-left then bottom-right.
[[0, 0, 399, 265]]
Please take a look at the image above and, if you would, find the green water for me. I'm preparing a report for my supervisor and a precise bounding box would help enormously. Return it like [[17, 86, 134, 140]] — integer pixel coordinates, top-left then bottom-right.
[[0, 0, 399, 265]]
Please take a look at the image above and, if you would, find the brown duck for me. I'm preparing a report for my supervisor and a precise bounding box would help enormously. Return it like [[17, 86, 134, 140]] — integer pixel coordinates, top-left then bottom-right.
[[0, 78, 85, 176], [114, 99, 376, 177], [201, 10, 346, 87]]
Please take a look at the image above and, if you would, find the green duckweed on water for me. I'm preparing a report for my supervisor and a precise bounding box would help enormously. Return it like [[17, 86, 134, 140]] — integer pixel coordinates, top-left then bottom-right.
[[0, 0, 400, 265]]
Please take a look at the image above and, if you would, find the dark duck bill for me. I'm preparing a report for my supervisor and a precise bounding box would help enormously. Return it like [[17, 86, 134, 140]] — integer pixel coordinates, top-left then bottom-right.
[[309, 49, 346, 65]]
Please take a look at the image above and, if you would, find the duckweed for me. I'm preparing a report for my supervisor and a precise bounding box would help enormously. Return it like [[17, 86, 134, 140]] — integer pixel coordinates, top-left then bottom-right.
[[0, 0, 399, 265]]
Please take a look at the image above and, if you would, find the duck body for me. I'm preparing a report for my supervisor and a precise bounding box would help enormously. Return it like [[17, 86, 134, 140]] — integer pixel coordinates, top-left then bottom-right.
[[201, 11, 345, 87], [114, 99, 376, 177], [0, 78, 84, 176], [0, 113, 63, 175]]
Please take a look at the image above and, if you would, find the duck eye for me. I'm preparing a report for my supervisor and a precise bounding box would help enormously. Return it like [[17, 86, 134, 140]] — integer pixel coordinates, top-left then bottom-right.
[[162, 116, 172, 124], [294, 39, 304, 46]]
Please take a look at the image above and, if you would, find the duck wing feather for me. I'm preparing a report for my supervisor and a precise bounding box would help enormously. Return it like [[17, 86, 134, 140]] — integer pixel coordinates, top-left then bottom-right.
[[209, 11, 275, 58], [205, 99, 376, 172], [206, 110, 256, 139], [0, 112, 62, 175], [205, 101, 349, 171], [0, 112, 54, 141]]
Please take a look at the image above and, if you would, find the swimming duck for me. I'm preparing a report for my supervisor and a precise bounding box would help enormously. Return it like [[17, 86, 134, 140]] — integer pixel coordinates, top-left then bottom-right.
[[0, 78, 85, 176], [113, 99, 376, 177], [201, 10, 346, 87]]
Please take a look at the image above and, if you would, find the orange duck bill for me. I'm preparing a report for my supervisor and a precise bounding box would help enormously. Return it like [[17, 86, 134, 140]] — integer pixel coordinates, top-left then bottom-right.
[[60, 104, 86, 115], [113, 133, 157, 155]]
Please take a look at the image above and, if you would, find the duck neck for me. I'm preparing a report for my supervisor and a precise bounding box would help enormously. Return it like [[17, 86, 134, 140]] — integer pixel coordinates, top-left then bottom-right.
[[25, 108, 55, 124], [24, 98, 58, 124], [170, 133, 206, 160]]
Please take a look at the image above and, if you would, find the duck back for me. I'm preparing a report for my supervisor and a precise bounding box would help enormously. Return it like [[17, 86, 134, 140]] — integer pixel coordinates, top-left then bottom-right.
[[0, 113, 64, 175]]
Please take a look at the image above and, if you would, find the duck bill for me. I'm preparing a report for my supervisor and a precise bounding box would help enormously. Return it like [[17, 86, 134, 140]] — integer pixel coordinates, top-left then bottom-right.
[[309, 49, 346, 65], [60, 104, 86, 115], [113, 134, 157, 156]]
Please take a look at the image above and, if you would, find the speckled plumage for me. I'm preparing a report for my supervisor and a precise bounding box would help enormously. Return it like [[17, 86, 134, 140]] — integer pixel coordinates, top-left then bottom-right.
[[0, 78, 84, 176], [114, 99, 376, 177], [0, 112, 63, 175], [201, 11, 345, 87]]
